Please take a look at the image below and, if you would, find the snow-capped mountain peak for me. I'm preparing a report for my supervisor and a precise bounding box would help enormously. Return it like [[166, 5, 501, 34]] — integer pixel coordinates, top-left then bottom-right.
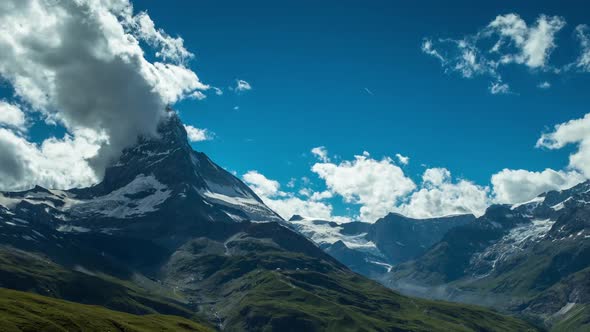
[[0, 112, 283, 243]]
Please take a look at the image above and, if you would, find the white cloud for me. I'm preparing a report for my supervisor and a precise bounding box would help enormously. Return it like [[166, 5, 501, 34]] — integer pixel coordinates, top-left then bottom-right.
[[0, 101, 26, 130], [422, 168, 451, 186], [397, 168, 490, 218], [286, 178, 296, 188], [242, 170, 346, 221], [189, 91, 207, 101], [234, 79, 252, 92], [312, 154, 416, 222], [310, 190, 333, 201], [423, 13, 567, 93], [0, 0, 209, 190], [0, 128, 105, 191], [488, 14, 565, 68], [184, 125, 211, 142], [264, 197, 340, 222], [489, 81, 511, 94], [491, 168, 585, 204], [575, 24, 590, 71], [536, 112, 590, 178], [130, 11, 193, 64], [311, 146, 330, 162], [243, 170, 284, 198], [421, 39, 446, 63], [395, 153, 409, 165], [421, 37, 498, 80], [537, 81, 551, 89]]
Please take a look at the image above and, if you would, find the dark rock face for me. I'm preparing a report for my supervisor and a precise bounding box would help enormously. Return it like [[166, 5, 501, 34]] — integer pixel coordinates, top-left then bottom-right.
[[368, 213, 475, 264], [385, 180, 590, 329]]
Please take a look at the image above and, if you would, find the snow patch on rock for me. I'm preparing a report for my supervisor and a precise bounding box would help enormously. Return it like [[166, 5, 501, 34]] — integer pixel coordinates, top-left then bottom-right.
[[70, 174, 171, 219]]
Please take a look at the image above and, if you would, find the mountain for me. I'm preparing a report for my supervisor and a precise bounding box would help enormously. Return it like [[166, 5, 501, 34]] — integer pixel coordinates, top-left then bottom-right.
[[287, 213, 473, 278], [385, 181, 590, 331], [0, 111, 539, 331]]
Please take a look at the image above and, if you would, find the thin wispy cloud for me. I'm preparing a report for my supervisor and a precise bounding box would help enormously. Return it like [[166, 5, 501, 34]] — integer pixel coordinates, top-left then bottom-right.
[[421, 13, 590, 94], [232, 79, 252, 93]]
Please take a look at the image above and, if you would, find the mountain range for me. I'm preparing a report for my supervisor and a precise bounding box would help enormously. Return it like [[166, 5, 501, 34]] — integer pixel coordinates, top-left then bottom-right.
[[284, 174, 590, 331], [287, 213, 474, 278], [382, 181, 590, 331], [0, 111, 538, 331]]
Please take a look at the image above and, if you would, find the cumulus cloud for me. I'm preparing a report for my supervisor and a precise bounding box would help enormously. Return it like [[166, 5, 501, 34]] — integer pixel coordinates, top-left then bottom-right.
[[397, 168, 490, 218], [422, 168, 451, 186], [0, 128, 105, 191], [491, 168, 585, 204], [243, 170, 284, 198], [488, 113, 590, 205], [395, 153, 409, 165], [0, 101, 26, 131], [242, 170, 346, 221], [0, 0, 209, 190], [184, 125, 212, 142], [536, 112, 590, 178], [537, 81, 551, 89], [312, 154, 416, 222], [487, 14, 565, 68], [311, 146, 330, 162], [423, 13, 567, 93], [233, 79, 252, 92]]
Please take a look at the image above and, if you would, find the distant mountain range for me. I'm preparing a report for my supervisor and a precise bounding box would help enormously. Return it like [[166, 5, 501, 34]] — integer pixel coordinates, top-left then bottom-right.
[[381, 181, 590, 331], [0, 111, 537, 331], [286, 178, 590, 331], [287, 213, 473, 277]]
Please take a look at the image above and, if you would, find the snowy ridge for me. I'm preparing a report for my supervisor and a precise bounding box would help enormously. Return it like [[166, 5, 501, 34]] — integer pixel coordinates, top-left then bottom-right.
[[200, 188, 282, 223], [511, 196, 545, 211], [69, 174, 171, 219], [289, 217, 380, 254], [470, 219, 555, 278]]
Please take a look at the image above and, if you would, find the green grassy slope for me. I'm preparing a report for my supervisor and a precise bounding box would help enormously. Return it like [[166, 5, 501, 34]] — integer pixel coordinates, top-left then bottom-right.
[[222, 260, 539, 332], [0, 246, 192, 317], [163, 229, 540, 332], [551, 305, 590, 332], [0, 288, 213, 332], [0, 227, 541, 332]]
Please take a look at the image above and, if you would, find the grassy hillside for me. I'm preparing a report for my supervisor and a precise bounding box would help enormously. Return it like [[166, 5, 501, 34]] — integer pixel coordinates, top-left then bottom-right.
[[0, 246, 193, 317], [551, 305, 590, 332], [0, 225, 541, 331], [0, 288, 213, 332], [162, 224, 540, 332], [223, 267, 539, 332]]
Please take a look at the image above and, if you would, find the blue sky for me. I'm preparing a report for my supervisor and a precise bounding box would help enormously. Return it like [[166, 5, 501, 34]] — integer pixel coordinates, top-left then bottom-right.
[[138, 0, 590, 219], [1, 0, 590, 222]]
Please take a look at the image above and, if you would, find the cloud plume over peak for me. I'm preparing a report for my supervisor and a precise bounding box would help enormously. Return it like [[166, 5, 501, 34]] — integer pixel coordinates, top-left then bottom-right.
[[0, 0, 208, 190]]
